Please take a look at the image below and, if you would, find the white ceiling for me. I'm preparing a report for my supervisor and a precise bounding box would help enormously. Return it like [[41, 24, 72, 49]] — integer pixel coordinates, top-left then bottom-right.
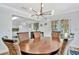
[[1, 3, 79, 16], [0, 3, 79, 27]]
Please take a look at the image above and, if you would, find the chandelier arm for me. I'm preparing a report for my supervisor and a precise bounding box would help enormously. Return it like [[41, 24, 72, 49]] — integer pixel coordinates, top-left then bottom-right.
[[32, 9, 38, 13], [42, 13, 51, 15], [43, 11, 51, 13], [42, 11, 51, 15], [35, 14, 39, 16], [30, 14, 38, 17], [40, 3, 43, 14]]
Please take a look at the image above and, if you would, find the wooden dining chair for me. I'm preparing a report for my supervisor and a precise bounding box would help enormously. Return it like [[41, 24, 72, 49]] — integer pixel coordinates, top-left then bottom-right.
[[59, 39, 68, 55], [0, 39, 9, 55], [2, 38, 21, 55], [33, 31, 41, 42], [51, 31, 62, 55], [2, 39, 17, 55], [51, 31, 61, 42], [17, 32, 29, 42]]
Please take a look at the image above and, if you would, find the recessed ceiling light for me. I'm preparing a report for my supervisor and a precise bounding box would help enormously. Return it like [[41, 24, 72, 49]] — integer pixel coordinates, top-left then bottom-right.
[[12, 16, 19, 20]]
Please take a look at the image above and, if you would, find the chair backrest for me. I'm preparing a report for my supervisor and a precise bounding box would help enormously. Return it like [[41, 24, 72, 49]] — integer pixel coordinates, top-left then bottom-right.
[[34, 31, 41, 42], [51, 31, 61, 42], [17, 32, 29, 42], [0, 39, 9, 55], [2, 38, 21, 55], [60, 39, 68, 55], [2, 39, 18, 55]]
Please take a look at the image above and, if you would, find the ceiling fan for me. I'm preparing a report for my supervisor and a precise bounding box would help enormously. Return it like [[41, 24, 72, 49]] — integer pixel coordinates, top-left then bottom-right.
[[29, 3, 55, 20]]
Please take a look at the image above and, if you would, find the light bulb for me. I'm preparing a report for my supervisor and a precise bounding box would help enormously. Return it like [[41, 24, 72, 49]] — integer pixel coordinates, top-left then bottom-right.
[[51, 10, 55, 15], [37, 12, 40, 15], [42, 4, 44, 7], [12, 16, 19, 20], [29, 8, 32, 10]]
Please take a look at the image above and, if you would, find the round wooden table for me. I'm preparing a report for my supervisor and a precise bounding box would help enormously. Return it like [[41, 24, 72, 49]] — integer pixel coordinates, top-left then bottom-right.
[[19, 39, 62, 55]]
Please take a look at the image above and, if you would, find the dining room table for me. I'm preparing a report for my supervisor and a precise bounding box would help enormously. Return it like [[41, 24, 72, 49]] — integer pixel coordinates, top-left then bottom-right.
[[19, 38, 62, 55]]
